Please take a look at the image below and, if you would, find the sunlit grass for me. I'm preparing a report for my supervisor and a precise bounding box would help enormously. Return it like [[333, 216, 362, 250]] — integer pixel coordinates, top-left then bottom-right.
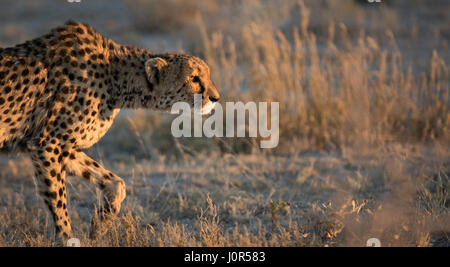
[[0, 0, 448, 247]]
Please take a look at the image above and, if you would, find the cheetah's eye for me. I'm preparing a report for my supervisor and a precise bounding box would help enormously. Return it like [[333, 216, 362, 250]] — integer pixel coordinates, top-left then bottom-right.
[[192, 76, 205, 93]]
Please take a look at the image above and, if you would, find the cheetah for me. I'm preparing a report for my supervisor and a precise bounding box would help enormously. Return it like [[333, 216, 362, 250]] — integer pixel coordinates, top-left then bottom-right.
[[0, 20, 220, 242]]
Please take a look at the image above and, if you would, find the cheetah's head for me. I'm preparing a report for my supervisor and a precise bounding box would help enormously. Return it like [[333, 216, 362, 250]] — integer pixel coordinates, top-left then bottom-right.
[[144, 53, 220, 114]]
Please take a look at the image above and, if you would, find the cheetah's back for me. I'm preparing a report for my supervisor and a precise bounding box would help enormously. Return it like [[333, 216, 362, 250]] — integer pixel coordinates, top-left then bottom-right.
[[0, 43, 49, 151]]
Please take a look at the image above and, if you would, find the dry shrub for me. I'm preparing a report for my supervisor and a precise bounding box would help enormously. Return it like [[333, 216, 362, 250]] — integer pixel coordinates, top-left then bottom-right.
[[199, 1, 449, 152], [111, 0, 450, 156]]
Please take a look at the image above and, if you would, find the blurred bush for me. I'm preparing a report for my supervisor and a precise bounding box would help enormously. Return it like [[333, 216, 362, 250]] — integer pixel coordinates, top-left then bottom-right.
[[96, 0, 449, 159]]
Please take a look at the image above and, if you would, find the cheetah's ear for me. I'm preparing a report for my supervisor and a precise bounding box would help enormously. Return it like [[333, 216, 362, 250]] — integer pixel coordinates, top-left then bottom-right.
[[145, 57, 168, 84]]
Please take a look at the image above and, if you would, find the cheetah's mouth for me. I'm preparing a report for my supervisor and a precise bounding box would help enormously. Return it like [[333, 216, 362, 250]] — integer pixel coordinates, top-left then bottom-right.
[[198, 101, 216, 115], [168, 91, 217, 115]]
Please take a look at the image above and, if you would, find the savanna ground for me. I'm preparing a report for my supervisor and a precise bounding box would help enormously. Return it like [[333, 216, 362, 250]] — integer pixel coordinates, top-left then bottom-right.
[[0, 0, 449, 246]]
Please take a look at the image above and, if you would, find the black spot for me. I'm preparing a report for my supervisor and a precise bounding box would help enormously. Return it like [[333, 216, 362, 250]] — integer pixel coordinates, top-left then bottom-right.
[[82, 171, 90, 180], [9, 73, 18, 81], [45, 191, 57, 199]]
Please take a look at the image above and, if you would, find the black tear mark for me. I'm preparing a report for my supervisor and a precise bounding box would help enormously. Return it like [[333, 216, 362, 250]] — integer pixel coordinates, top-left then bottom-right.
[[153, 67, 160, 84]]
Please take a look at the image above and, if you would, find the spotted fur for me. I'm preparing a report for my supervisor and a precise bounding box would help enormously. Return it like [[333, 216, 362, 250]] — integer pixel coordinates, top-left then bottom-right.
[[0, 20, 220, 241]]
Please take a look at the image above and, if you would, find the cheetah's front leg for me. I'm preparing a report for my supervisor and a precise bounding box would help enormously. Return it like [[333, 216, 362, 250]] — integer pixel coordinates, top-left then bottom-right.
[[65, 150, 126, 224], [31, 147, 72, 243]]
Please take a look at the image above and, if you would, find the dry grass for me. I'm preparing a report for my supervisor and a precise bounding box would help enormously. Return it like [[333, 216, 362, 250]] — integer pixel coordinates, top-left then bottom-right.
[[0, 0, 449, 246], [120, 0, 449, 154], [198, 2, 448, 151], [0, 143, 448, 247]]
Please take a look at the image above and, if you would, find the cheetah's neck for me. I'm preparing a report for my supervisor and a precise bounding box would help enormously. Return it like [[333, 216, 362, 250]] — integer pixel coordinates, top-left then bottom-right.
[[107, 43, 157, 110]]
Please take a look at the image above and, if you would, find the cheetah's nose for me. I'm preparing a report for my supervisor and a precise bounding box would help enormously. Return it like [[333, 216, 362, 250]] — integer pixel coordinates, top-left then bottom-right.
[[209, 96, 220, 102]]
